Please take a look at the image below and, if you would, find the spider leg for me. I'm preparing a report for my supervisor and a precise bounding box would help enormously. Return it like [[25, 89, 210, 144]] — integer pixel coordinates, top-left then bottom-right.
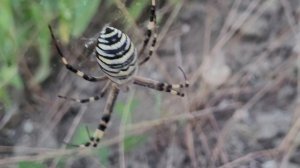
[[58, 81, 111, 103], [133, 76, 189, 97], [58, 95, 102, 103], [79, 84, 119, 148], [48, 25, 108, 82], [139, 0, 157, 65]]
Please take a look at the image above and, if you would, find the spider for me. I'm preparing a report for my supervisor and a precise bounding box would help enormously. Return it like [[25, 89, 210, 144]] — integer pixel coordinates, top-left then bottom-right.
[[48, 0, 189, 148]]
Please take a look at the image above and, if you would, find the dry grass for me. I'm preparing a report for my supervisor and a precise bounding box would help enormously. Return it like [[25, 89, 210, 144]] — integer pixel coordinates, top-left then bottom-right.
[[1, 0, 300, 167]]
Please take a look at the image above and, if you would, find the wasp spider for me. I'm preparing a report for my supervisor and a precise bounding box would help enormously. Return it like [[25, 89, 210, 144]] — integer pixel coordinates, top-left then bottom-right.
[[49, 0, 189, 148]]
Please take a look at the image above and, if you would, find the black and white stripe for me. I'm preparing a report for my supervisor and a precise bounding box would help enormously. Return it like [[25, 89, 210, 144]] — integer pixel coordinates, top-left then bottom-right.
[[49, 0, 191, 149], [96, 26, 137, 85]]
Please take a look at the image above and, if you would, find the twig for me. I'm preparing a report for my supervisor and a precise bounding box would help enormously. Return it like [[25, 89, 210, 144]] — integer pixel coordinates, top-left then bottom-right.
[[113, 0, 143, 38], [279, 0, 297, 36], [119, 89, 136, 168], [211, 55, 294, 165], [49, 106, 87, 168], [191, 0, 262, 84], [0, 104, 240, 166], [151, 0, 185, 83], [217, 0, 241, 40], [219, 149, 280, 168], [277, 4, 300, 166], [212, 0, 261, 53], [185, 124, 198, 168]]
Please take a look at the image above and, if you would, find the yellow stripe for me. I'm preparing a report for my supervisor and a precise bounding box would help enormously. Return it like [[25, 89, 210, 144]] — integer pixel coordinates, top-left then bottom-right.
[[98, 33, 126, 50], [117, 66, 135, 76], [98, 38, 108, 43], [149, 46, 154, 51], [170, 90, 178, 95], [96, 59, 119, 73], [101, 27, 119, 38], [172, 85, 181, 89], [152, 0, 156, 5], [62, 58, 68, 65], [96, 35, 131, 57], [100, 120, 107, 126], [148, 22, 155, 30], [106, 66, 137, 85], [105, 65, 136, 77], [111, 34, 127, 49], [96, 57, 137, 76], [76, 71, 84, 77], [96, 47, 114, 57], [98, 43, 135, 65], [94, 129, 104, 139]]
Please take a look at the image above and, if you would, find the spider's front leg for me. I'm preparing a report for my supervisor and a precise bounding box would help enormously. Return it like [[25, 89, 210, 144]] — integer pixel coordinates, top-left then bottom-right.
[[139, 0, 157, 65], [133, 76, 189, 97], [79, 85, 119, 148], [48, 25, 108, 82]]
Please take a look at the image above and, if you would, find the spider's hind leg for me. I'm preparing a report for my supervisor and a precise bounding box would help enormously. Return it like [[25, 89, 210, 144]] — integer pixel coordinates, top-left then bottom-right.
[[79, 85, 119, 148]]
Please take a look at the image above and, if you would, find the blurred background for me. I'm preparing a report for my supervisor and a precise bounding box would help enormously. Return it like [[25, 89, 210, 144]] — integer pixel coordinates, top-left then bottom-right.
[[0, 0, 300, 167]]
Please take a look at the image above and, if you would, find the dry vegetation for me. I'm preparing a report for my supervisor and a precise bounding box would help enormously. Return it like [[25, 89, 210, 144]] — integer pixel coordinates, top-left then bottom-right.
[[1, 0, 300, 167]]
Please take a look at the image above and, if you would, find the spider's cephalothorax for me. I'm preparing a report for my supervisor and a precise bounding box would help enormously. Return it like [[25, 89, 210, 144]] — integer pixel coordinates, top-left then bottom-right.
[[49, 0, 189, 148], [96, 26, 137, 85]]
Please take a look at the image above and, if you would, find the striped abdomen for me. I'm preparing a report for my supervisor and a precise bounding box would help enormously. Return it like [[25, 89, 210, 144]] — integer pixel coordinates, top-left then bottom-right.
[[96, 26, 137, 85]]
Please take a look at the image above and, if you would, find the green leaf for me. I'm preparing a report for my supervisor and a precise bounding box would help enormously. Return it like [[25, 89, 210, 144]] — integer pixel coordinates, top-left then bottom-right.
[[0, 88, 11, 106], [115, 99, 139, 125], [11, 73, 23, 90], [72, 0, 101, 37], [58, 20, 71, 43], [0, 0, 15, 37], [128, 0, 149, 20], [71, 124, 89, 145], [123, 135, 147, 152], [0, 66, 18, 86], [154, 94, 162, 115], [169, 0, 180, 5], [95, 147, 109, 166], [18, 161, 45, 168], [115, 102, 126, 118], [33, 25, 51, 83]]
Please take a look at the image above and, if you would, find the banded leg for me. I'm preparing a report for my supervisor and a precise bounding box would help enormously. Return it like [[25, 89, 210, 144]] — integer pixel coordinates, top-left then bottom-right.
[[48, 25, 108, 82], [133, 76, 189, 97], [80, 84, 119, 148], [139, 31, 157, 65], [58, 81, 111, 103], [138, 0, 157, 60]]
